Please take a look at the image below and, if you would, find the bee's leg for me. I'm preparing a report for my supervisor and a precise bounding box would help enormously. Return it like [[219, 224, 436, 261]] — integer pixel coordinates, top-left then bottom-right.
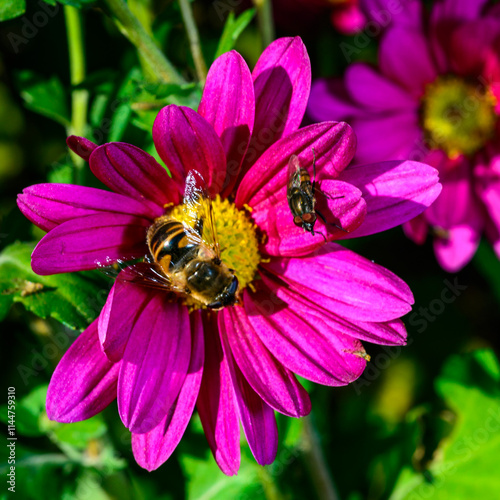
[[311, 147, 317, 193], [194, 216, 204, 236], [316, 209, 348, 233]]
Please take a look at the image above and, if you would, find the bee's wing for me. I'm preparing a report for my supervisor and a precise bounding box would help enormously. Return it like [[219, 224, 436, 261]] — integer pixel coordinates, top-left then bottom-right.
[[287, 155, 302, 191], [183, 170, 221, 259], [98, 259, 179, 293]]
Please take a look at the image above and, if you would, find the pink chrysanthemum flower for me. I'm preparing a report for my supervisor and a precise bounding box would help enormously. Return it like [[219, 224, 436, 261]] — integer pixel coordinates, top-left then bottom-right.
[[18, 37, 440, 474], [308, 0, 500, 272]]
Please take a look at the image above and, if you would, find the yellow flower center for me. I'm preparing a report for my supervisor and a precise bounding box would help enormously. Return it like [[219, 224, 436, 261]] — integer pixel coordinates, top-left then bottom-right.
[[421, 76, 497, 159], [169, 195, 261, 294]]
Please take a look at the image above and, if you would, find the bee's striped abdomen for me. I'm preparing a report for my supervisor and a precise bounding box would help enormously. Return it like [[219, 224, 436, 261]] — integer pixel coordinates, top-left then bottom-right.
[[147, 217, 197, 270]]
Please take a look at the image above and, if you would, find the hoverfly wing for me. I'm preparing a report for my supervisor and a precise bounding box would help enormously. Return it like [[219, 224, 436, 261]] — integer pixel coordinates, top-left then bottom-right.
[[287, 154, 302, 192], [98, 259, 176, 292], [183, 170, 221, 259]]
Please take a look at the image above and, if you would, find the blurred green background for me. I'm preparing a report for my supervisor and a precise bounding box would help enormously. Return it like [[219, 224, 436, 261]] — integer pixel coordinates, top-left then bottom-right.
[[1, 1, 500, 499]]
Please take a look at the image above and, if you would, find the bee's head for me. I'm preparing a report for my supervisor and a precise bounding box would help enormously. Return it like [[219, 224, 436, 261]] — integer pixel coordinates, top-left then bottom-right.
[[294, 212, 316, 233], [207, 275, 239, 310]]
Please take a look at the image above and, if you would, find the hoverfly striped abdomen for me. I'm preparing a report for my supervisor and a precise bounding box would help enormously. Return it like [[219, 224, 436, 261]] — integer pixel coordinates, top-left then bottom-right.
[[147, 217, 198, 271]]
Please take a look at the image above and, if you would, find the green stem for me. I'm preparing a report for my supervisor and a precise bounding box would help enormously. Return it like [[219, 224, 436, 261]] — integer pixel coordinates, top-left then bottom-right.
[[64, 5, 89, 184], [178, 0, 207, 84], [129, 0, 157, 81], [301, 416, 340, 500], [252, 0, 275, 48], [103, 0, 185, 84], [256, 466, 286, 500]]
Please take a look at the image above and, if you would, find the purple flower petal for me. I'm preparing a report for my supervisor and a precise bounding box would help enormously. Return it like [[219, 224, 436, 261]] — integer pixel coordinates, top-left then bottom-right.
[[224, 346, 278, 465], [351, 112, 422, 164], [118, 298, 191, 434], [345, 63, 417, 111], [307, 78, 362, 123], [198, 51, 255, 197], [197, 313, 240, 476], [46, 319, 120, 423], [31, 213, 150, 275], [251, 180, 366, 257], [379, 27, 437, 96], [338, 160, 442, 239], [236, 122, 356, 207], [67, 135, 97, 161], [153, 105, 227, 195], [132, 312, 204, 471], [89, 142, 175, 208], [361, 0, 423, 31], [239, 37, 311, 179], [244, 284, 367, 386], [220, 306, 311, 418], [98, 278, 154, 362], [263, 243, 414, 323], [17, 183, 159, 233]]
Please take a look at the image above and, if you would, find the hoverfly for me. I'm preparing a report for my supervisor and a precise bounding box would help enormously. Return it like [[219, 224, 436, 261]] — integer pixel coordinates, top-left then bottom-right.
[[287, 150, 345, 238], [100, 171, 239, 310]]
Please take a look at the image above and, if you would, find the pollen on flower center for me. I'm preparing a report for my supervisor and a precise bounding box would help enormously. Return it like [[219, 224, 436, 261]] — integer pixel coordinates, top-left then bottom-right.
[[421, 76, 497, 158], [169, 195, 261, 293]]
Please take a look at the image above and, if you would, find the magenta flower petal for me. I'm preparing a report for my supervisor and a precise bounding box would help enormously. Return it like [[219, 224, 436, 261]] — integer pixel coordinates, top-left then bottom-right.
[[98, 278, 154, 362], [345, 63, 416, 111], [17, 183, 159, 233], [263, 243, 413, 323], [197, 314, 240, 476], [379, 27, 437, 96], [449, 18, 500, 76], [236, 122, 356, 207], [89, 143, 174, 209], [118, 298, 191, 434], [31, 213, 150, 275], [403, 214, 429, 245], [224, 347, 278, 465], [198, 51, 255, 196], [434, 225, 482, 272], [338, 160, 442, 238], [46, 319, 120, 423], [240, 37, 311, 177], [132, 312, 204, 471], [220, 306, 311, 418], [244, 288, 367, 386], [258, 271, 408, 347], [67, 135, 97, 161], [153, 105, 227, 194], [251, 180, 366, 257]]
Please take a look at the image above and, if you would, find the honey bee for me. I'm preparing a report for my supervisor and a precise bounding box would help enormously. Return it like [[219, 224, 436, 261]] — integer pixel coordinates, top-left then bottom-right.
[[103, 171, 239, 310], [287, 150, 344, 238]]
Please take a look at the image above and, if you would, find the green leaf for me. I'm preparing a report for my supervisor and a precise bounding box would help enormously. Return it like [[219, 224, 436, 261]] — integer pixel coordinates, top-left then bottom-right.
[[0, 242, 108, 330], [17, 71, 70, 127], [389, 350, 500, 500], [0, 0, 26, 21], [181, 451, 262, 500], [214, 9, 256, 60], [53, 416, 107, 449], [50, 0, 95, 7]]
